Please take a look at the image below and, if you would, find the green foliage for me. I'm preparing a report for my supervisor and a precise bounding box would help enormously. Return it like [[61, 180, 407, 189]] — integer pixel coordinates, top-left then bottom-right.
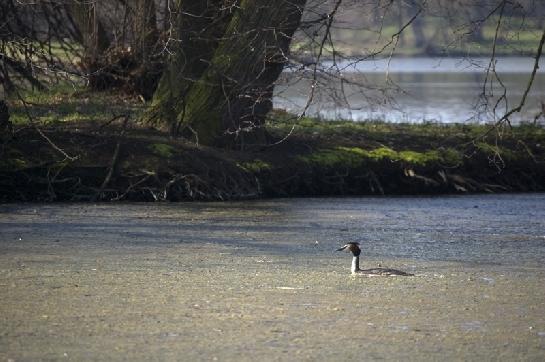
[[148, 143, 176, 158]]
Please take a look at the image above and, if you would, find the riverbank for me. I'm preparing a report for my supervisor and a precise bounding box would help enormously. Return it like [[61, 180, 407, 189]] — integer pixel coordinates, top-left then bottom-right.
[[1, 105, 544, 201]]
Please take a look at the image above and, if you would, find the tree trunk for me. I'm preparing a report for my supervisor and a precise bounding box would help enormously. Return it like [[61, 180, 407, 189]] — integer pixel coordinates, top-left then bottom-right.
[[148, 0, 306, 148], [123, 0, 161, 98], [397, 3, 405, 47], [67, 1, 111, 89], [148, 0, 233, 136], [67, 2, 109, 63], [129, 0, 158, 62], [411, 13, 427, 50]]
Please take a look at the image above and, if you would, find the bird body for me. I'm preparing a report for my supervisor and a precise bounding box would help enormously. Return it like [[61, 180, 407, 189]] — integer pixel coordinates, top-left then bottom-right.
[[336, 242, 413, 276]]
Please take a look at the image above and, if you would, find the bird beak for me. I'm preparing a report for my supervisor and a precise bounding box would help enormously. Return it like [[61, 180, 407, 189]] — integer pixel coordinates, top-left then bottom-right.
[[336, 245, 347, 251]]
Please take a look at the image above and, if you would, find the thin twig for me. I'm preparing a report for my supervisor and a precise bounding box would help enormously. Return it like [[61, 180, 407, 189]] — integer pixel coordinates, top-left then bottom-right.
[[270, 0, 343, 146], [14, 89, 79, 161], [481, 25, 545, 139], [93, 116, 129, 201], [497, 27, 545, 124], [97, 114, 128, 131]]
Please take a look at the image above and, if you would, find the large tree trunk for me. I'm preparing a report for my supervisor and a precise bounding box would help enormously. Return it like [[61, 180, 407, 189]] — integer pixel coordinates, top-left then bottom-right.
[[68, 1, 162, 96], [148, 0, 232, 136], [148, 0, 306, 148], [129, 0, 158, 62], [411, 13, 427, 50], [67, 2, 109, 64], [67, 2, 110, 89], [125, 0, 160, 98]]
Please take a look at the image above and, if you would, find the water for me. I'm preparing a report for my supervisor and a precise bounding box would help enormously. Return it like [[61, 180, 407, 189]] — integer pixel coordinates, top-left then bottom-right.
[[2, 194, 544, 265], [274, 57, 545, 124], [1, 195, 545, 360]]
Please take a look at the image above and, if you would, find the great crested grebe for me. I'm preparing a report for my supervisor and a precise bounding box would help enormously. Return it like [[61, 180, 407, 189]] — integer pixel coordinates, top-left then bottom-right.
[[336, 242, 413, 276]]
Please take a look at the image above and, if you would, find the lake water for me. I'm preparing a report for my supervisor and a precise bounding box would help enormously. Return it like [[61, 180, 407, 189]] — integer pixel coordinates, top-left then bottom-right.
[[274, 57, 545, 124], [1, 195, 545, 360]]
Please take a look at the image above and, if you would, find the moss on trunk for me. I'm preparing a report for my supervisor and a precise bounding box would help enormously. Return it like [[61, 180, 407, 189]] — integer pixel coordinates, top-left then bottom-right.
[[147, 0, 233, 135], [148, 0, 306, 147]]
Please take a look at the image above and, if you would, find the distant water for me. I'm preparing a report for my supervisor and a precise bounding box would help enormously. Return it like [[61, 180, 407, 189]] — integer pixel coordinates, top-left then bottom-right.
[[274, 57, 545, 124], [2, 193, 545, 265]]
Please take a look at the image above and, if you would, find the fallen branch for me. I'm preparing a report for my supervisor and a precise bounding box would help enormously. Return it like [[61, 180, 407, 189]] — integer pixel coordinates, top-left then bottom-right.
[[97, 114, 129, 132], [111, 173, 152, 201], [35, 127, 79, 162]]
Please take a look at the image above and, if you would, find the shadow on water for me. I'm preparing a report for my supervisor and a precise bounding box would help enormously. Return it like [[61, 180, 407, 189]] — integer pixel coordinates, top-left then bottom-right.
[[1, 194, 545, 265]]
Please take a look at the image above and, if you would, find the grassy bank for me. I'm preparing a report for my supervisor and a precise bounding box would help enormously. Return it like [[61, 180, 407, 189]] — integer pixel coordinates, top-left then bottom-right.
[[1, 87, 545, 201]]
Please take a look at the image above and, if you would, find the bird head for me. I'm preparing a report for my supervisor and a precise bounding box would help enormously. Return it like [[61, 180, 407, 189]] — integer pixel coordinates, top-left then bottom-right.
[[336, 242, 361, 256]]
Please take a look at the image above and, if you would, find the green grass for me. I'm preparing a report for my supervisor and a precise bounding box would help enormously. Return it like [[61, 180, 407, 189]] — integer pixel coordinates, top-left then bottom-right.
[[298, 146, 462, 169], [6, 83, 545, 173], [4, 40, 83, 67], [268, 112, 489, 141], [268, 111, 544, 171], [7, 82, 144, 126], [268, 111, 545, 141]]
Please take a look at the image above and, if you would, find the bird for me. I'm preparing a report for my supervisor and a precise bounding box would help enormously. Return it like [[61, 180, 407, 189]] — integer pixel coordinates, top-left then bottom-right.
[[336, 242, 413, 276]]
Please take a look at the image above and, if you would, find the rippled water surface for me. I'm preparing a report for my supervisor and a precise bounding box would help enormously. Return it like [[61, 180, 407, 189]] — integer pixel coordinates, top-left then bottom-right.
[[1, 194, 545, 360]]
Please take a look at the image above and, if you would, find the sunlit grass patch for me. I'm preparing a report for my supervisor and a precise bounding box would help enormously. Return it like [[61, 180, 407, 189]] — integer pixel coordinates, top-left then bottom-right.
[[298, 148, 365, 168], [299, 145, 460, 169], [7, 81, 144, 126], [267, 111, 492, 142]]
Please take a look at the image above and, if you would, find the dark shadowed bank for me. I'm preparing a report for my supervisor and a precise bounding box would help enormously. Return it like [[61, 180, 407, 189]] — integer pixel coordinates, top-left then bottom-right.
[[1, 112, 545, 202]]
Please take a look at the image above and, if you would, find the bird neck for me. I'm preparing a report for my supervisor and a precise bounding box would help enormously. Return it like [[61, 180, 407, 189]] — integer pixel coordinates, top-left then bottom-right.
[[351, 255, 360, 274]]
